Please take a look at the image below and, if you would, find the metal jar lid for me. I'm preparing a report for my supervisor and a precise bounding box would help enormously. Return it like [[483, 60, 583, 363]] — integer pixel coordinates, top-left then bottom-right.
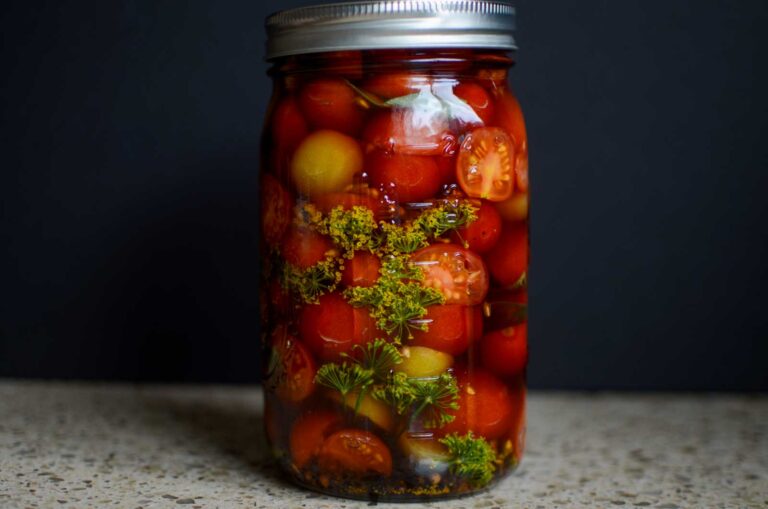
[[265, 0, 516, 60]]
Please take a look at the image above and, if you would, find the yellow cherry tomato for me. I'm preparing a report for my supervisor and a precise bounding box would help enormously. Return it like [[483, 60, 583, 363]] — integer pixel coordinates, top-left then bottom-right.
[[399, 433, 451, 463], [396, 346, 454, 377], [331, 390, 394, 431], [290, 129, 362, 195]]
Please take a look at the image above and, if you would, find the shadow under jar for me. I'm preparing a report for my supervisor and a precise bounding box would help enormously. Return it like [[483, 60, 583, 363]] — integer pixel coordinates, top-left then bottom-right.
[[260, 1, 529, 501]]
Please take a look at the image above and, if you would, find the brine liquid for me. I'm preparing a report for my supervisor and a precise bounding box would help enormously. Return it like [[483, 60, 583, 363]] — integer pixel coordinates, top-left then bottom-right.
[[260, 49, 528, 501]]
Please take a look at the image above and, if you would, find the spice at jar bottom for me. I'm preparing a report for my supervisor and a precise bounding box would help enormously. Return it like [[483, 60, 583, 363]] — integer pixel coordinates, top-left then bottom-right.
[[260, 1, 528, 501]]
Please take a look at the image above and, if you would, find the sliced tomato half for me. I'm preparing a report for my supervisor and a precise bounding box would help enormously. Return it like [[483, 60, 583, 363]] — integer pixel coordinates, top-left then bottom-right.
[[411, 244, 489, 306], [289, 409, 343, 469], [456, 127, 516, 202], [265, 326, 316, 404], [316, 429, 393, 476]]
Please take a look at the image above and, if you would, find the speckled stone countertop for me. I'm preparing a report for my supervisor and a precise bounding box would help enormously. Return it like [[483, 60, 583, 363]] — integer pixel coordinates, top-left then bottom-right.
[[0, 381, 766, 509]]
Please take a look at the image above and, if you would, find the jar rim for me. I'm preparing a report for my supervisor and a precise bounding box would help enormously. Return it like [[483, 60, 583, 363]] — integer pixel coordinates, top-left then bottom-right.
[[265, 0, 516, 60]]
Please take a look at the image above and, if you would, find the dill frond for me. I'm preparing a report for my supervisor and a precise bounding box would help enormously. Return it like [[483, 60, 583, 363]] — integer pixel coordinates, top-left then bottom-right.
[[280, 258, 341, 304], [439, 432, 497, 488]]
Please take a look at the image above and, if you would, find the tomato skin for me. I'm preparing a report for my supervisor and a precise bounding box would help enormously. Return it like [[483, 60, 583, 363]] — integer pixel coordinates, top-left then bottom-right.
[[434, 154, 457, 188], [485, 222, 528, 287], [289, 410, 343, 469], [260, 174, 294, 247], [440, 369, 514, 440], [494, 93, 528, 193], [299, 293, 377, 362], [281, 227, 334, 269], [514, 152, 529, 194], [480, 323, 528, 377], [488, 287, 528, 305], [397, 345, 454, 377], [362, 73, 430, 99], [317, 429, 393, 476], [456, 127, 516, 202], [313, 191, 377, 213], [493, 92, 527, 152], [451, 200, 502, 253], [313, 190, 395, 223], [298, 79, 365, 135], [494, 192, 528, 223], [271, 97, 308, 146], [363, 110, 457, 157], [267, 326, 317, 403], [476, 68, 508, 91], [411, 244, 489, 306], [291, 130, 363, 196], [269, 97, 308, 178], [454, 82, 495, 125], [341, 251, 381, 288], [410, 304, 483, 356], [366, 151, 442, 203]]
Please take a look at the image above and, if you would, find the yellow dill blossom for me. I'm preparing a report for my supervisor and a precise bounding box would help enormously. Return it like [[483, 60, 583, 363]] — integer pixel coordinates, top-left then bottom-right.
[[323, 206, 379, 257], [281, 257, 342, 304]]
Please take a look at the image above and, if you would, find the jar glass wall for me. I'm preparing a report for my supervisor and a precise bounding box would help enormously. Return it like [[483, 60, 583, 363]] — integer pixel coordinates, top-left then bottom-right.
[[259, 47, 528, 501]]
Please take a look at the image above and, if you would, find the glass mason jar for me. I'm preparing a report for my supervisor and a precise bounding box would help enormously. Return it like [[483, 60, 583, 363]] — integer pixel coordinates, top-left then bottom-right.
[[260, 1, 528, 501]]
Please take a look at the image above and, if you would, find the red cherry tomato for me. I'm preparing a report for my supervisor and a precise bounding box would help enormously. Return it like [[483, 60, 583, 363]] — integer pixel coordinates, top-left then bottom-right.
[[341, 251, 381, 288], [317, 429, 393, 476], [299, 293, 378, 362], [411, 244, 489, 305], [457, 127, 516, 202], [366, 151, 442, 203], [485, 222, 527, 287], [440, 369, 513, 440], [454, 82, 495, 125], [474, 52, 511, 91], [289, 409, 343, 469], [298, 79, 365, 135], [515, 152, 529, 194], [486, 287, 527, 304], [269, 97, 308, 178], [480, 323, 528, 377], [362, 73, 430, 99], [451, 200, 501, 253], [410, 304, 483, 356], [494, 92, 528, 193], [434, 154, 458, 188], [363, 110, 457, 157], [260, 174, 294, 247], [476, 68, 508, 91], [266, 326, 316, 403], [493, 92, 527, 152], [281, 227, 334, 269], [493, 191, 529, 223], [312, 190, 392, 221], [271, 96, 308, 148]]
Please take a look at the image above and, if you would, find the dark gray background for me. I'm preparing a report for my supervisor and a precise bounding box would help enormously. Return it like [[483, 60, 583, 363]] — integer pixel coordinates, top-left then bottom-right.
[[2, 1, 767, 390]]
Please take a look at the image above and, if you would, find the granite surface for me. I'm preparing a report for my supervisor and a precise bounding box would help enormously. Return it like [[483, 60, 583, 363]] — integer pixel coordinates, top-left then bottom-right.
[[0, 381, 765, 509]]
